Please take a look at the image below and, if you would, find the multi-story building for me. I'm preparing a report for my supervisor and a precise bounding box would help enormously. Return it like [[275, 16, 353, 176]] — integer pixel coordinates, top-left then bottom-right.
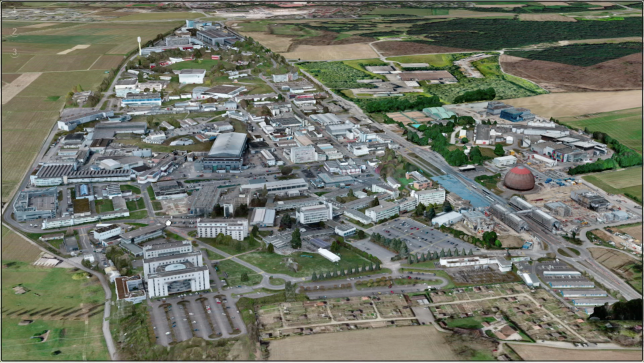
[[146, 262, 210, 298], [396, 197, 418, 214], [411, 188, 446, 206], [143, 240, 193, 259], [197, 219, 248, 241], [143, 251, 203, 277], [202, 132, 247, 171], [196, 27, 238, 47], [405, 171, 432, 190], [439, 256, 513, 272], [120, 224, 165, 244], [272, 72, 299, 83], [93, 224, 122, 241], [343, 209, 372, 225], [13, 187, 58, 222], [240, 178, 309, 196], [296, 203, 333, 224], [365, 201, 399, 223], [114, 275, 146, 304], [288, 146, 318, 163]]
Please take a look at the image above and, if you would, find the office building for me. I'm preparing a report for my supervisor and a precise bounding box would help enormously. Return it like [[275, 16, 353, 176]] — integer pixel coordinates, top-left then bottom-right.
[[120, 93, 162, 107], [196, 27, 238, 47], [365, 200, 399, 223], [288, 145, 317, 163], [120, 224, 165, 244], [146, 261, 210, 298], [93, 224, 121, 241], [240, 178, 309, 196], [296, 203, 333, 224], [411, 188, 446, 206], [405, 171, 432, 190], [143, 240, 193, 259], [114, 275, 147, 304], [197, 219, 248, 241], [143, 251, 203, 277], [440, 256, 513, 272]]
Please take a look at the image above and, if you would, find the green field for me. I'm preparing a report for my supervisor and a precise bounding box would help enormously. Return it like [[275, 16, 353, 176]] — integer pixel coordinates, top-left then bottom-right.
[[94, 199, 114, 214], [206, 249, 225, 260], [217, 260, 263, 287], [387, 54, 454, 67], [120, 184, 141, 194], [1, 262, 108, 360], [582, 167, 643, 201], [168, 59, 220, 71], [370, 8, 449, 16], [444, 316, 496, 329], [237, 247, 374, 278], [559, 108, 642, 153], [115, 12, 201, 21]]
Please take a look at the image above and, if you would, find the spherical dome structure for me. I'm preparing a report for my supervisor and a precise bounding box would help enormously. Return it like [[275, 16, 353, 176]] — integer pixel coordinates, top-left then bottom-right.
[[503, 166, 535, 191]]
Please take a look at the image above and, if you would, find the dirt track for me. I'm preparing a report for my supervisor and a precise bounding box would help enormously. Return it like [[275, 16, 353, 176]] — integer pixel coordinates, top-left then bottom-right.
[[1, 72, 41, 104], [500, 53, 642, 93]]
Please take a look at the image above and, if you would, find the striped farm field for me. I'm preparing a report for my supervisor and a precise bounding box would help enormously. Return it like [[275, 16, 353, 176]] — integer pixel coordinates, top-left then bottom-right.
[[18, 54, 101, 72], [582, 167, 643, 201], [559, 107, 643, 153], [89, 54, 126, 70]]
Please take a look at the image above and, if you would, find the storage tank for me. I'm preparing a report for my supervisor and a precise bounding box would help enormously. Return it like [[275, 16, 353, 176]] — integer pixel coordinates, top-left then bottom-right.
[[503, 166, 535, 191]]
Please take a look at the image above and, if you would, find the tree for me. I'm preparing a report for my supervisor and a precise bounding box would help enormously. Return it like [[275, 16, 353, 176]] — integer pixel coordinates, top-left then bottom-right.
[[261, 184, 268, 197], [280, 166, 293, 176], [291, 228, 302, 249], [494, 143, 505, 156], [252, 225, 259, 237], [414, 203, 425, 216], [194, 48, 203, 59], [495, 239, 502, 248], [330, 240, 340, 253], [280, 213, 293, 229], [348, 188, 355, 198], [469, 146, 483, 164], [267, 243, 275, 254], [371, 198, 380, 208], [461, 137, 469, 144], [426, 206, 436, 221], [357, 229, 366, 239], [571, 230, 577, 241], [312, 271, 318, 281], [241, 272, 249, 282], [443, 201, 453, 213]]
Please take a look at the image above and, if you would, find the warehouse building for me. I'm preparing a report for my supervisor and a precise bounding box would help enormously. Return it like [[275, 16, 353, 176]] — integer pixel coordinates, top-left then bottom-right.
[[13, 187, 58, 222], [318, 173, 354, 187], [571, 297, 619, 307], [547, 280, 595, 289], [560, 289, 608, 298], [196, 27, 238, 47], [519, 272, 541, 287], [296, 203, 333, 224], [310, 113, 343, 125], [42, 210, 130, 229], [318, 248, 340, 262], [240, 178, 309, 196], [57, 110, 114, 131], [492, 156, 517, 168], [197, 218, 248, 241], [250, 207, 276, 227], [326, 121, 355, 136], [571, 190, 611, 212], [120, 93, 162, 107], [431, 211, 463, 227], [398, 70, 456, 84], [152, 181, 187, 200], [203, 132, 247, 171], [490, 204, 528, 232], [544, 202, 572, 217], [178, 69, 206, 84], [461, 210, 495, 232]]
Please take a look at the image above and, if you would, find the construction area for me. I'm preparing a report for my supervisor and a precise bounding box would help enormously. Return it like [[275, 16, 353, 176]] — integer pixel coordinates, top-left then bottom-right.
[[429, 284, 610, 344], [257, 295, 419, 340], [385, 111, 434, 125], [445, 266, 522, 286]]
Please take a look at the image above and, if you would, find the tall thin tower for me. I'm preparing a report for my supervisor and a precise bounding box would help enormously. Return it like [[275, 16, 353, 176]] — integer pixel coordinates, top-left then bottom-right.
[[137, 36, 142, 56]]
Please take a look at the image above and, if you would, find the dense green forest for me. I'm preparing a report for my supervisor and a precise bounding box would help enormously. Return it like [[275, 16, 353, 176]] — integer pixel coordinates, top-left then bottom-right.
[[507, 42, 643, 67], [354, 94, 442, 113], [406, 17, 642, 50], [454, 87, 496, 104]]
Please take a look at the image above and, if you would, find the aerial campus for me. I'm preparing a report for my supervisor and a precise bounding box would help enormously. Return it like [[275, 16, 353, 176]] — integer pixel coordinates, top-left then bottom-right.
[[1, 1, 643, 361]]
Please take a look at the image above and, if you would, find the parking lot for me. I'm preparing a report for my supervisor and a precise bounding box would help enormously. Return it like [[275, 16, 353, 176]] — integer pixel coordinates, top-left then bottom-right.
[[149, 293, 242, 346], [371, 217, 478, 256]]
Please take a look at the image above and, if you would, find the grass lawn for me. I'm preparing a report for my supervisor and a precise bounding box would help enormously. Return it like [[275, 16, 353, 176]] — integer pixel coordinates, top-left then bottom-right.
[[200, 236, 261, 256], [559, 107, 642, 153], [402, 260, 436, 269], [168, 58, 220, 71], [444, 316, 496, 329], [1, 262, 108, 360], [124, 210, 148, 220], [146, 186, 156, 201], [269, 278, 286, 286], [245, 82, 275, 95], [217, 260, 263, 287], [582, 167, 642, 201], [126, 199, 146, 211], [238, 247, 373, 278], [206, 249, 225, 260], [120, 185, 141, 194], [622, 263, 642, 294], [94, 199, 114, 214], [151, 201, 163, 211]]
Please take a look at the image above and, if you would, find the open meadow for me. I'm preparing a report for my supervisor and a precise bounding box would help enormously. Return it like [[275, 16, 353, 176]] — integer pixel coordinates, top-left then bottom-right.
[[1, 226, 41, 263], [589, 247, 642, 294], [269, 326, 459, 360], [503, 90, 643, 118], [559, 108, 642, 153], [1, 20, 181, 203], [1, 262, 108, 360], [509, 344, 643, 361], [582, 167, 642, 201]]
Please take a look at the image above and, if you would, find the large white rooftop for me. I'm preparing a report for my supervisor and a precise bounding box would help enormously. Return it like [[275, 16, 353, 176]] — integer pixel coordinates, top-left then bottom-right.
[[208, 132, 247, 157]]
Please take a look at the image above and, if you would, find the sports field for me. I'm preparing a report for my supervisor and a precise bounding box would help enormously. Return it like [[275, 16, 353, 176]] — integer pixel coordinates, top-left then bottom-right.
[[269, 326, 458, 360], [1, 20, 181, 203], [1, 262, 108, 360], [559, 107, 642, 153], [582, 167, 642, 201]]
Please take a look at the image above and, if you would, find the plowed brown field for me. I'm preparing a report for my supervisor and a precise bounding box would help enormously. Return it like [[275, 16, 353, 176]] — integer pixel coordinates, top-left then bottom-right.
[[500, 53, 642, 92], [374, 41, 476, 56]]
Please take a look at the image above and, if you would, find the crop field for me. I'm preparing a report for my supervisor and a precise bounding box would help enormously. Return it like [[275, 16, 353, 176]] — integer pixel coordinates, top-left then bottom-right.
[[588, 247, 642, 294], [18, 54, 101, 72], [559, 108, 642, 152], [507, 42, 643, 67], [1, 226, 41, 263], [241, 32, 292, 53], [284, 43, 378, 61], [369, 8, 450, 16], [1, 262, 108, 360], [387, 53, 454, 67], [89, 55, 126, 70], [503, 90, 643, 118], [582, 167, 642, 200], [509, 344, 643, 361], [269, 326, 458, 360], [104, 12, 201, 21]]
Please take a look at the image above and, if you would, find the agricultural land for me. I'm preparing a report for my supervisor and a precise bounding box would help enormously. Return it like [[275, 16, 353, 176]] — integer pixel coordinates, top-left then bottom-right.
[[589, 248, 642, 294], [509, 343, 643, 361], [558, 108, 643, 153], [582, 167, 643, 201]]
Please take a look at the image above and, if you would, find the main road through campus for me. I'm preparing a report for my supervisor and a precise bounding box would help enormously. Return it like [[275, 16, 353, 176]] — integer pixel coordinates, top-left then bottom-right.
[[298, 66, 642, 302]]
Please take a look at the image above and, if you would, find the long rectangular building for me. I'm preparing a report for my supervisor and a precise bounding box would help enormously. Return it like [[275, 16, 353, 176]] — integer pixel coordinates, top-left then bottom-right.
[[120, 224, 165, 244], [197, 218, 248, 241], [240, 178, 308, 196]]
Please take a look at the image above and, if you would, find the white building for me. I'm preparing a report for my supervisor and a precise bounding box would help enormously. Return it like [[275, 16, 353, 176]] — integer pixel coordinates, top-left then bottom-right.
[[396, 197, 418, 214], [143, 240, 193, 259], [114, 275, 146, 304], [492, 155, 517, 167], [178, 69, 206, 84], [143, 251, 203, 277], [289, 145, 318, 164], [296, 203, 333, 224], [146, 263, 210, 298], [431, 211, 463, 226], [250, 208, 276, 227], [412, 188, 446, 206], [343, 209, 372, 225], [334, 224, 356, 237], [42, 210, 130, 229], [93, 224, 121, 242], [240, 178, 309, 196], [440, 256, 513, 272], [260, 149, 275, 166], [365, 201, 399, 223], [197, 218, 248, 241], [318, 248, 340, 262], [386, 177, 401, 189]]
